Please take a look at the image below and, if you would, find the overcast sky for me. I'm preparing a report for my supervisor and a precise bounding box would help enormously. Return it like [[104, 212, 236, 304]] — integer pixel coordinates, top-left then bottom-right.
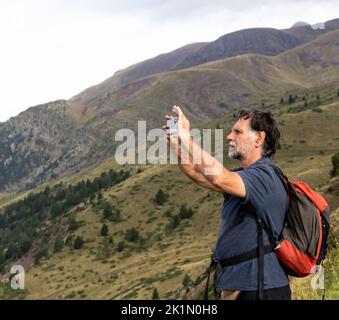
[[0, 0, 338, 122]]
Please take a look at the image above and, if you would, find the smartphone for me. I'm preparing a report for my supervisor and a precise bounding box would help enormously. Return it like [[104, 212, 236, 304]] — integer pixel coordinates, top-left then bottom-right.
[[166, 117, 179, 135]]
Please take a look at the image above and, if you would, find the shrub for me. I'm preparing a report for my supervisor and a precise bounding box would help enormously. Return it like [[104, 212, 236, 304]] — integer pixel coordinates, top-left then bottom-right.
[[152, 288, 160, 300], [54, 235, 64, 253], [168, 214, 181, 229], [182, 274, 192, 288], [179, 205, 193, 219], [100, 224, 108, 237], [103, 203, 113, 220], [73, 236, 84, 250], [124, 228, 139, 243], [35, 247, 49, 263], [331, 151, 339, 177], [116, 241, 125, 252], [68, 218, 80, 232], [288, 94, 296, 104], [103, 203, 122, 222], [155, 189, 168, 205]]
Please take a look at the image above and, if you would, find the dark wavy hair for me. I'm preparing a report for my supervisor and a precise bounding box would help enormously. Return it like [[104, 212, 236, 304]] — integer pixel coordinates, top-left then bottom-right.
[[237, 109, 280, 157]]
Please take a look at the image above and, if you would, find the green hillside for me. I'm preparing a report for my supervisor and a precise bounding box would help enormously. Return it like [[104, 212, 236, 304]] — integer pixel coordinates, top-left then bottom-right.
[[0, 91, 338, 299]]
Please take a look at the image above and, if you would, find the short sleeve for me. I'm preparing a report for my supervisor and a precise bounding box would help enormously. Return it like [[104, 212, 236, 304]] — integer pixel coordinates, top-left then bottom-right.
[[236, 164, 276, 211]]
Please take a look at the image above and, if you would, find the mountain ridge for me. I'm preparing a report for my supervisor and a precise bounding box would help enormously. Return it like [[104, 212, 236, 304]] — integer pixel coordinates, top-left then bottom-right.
[[73, 17, 339, 104], [0, 23, 338, 192]]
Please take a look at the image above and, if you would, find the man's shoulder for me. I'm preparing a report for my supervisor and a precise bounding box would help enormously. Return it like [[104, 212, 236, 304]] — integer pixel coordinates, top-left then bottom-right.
[[250, 157, 278, 168], [236, 157, 285, 194], [236, 157, 280, 177]]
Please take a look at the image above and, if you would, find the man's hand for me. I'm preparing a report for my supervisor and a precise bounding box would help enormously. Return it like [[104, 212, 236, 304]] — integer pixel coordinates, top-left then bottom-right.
[[164, 105, 190, 141], [172, 105, 190, 139]]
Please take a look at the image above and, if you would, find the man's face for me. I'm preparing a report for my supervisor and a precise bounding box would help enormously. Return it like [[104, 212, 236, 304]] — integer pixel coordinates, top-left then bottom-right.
[[227, 117, 257, 160]]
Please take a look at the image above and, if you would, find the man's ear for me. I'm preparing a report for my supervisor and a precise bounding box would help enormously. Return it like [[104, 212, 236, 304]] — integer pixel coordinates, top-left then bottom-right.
[[256, 131, 266, 147]]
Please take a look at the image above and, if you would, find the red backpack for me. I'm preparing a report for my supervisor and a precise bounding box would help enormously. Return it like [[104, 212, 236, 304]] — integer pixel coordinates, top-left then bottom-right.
[[273, 167, 330, 277]]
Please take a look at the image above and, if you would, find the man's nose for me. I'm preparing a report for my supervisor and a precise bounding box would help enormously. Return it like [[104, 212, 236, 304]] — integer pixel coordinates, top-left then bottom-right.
[[227, 132, 234, 141]]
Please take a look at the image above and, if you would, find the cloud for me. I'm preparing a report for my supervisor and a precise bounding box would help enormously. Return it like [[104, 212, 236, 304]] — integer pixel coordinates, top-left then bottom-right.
[[0, 0, 338, 121], [49, 0, 339, 23]]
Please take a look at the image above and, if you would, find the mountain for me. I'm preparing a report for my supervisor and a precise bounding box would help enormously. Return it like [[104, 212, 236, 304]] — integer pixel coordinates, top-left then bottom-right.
[[175, 28, 302, 69], [169, 17, 339, 70], [291, 21, 311, 28], [73, 17, 339, 104], [0, 24, 339, 193], [68, 29, 339, 130], [72, 42, 208, 105], [0, 101, 101, 192]]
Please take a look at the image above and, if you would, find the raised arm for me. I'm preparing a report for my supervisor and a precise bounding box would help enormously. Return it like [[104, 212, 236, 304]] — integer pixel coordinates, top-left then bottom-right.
[[165, 106, 246, 198], [170, 135, 224, 192]]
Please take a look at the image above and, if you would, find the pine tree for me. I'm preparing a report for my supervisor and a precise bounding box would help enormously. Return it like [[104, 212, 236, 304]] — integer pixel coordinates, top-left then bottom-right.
[[0, 253, 5, 273], [152, 288, 160, 300], [331, 151, 339, 177], [116, 241, 125, 252], [101, 224, 108, 236], [97, 192, 103, 201], [169, 214, 181, 229], [155, 189, 168, 205], [124, 228, 139, 242], [182, 274, 192, 288], [74, 236, 84, 250], [54, 235, 64, 253], [179, 205, 193, 219], [103, 204, 113, 220]]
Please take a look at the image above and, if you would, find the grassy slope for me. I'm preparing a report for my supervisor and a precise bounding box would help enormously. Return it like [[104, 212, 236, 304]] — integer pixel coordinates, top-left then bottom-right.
[[1, 91, 338, 300]]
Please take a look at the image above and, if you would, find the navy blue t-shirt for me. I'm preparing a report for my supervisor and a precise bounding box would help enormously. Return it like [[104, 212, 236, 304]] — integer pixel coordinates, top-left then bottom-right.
[[214, 157, 289, 291]]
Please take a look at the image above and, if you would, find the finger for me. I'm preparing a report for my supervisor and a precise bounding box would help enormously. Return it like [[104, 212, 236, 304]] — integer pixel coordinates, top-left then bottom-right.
[[177, 106, 183, 117], [162, 125, 169, 130], [173, 105, 183, 118], [172, 105, 179, 116], [165, 114, 173, 119], [167, 133, 178, 141]]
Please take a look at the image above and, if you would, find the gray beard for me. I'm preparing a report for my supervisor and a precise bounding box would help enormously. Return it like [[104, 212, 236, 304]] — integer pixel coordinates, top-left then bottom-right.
[[228, 148, 244, 161]]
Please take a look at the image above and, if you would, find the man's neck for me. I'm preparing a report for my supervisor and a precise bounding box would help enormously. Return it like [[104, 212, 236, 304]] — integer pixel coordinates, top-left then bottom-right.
[[240, 155, 263, 169]]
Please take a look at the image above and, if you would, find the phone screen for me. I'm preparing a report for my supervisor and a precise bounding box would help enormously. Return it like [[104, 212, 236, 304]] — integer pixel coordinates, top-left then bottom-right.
[[166, 117, 178, 135]]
